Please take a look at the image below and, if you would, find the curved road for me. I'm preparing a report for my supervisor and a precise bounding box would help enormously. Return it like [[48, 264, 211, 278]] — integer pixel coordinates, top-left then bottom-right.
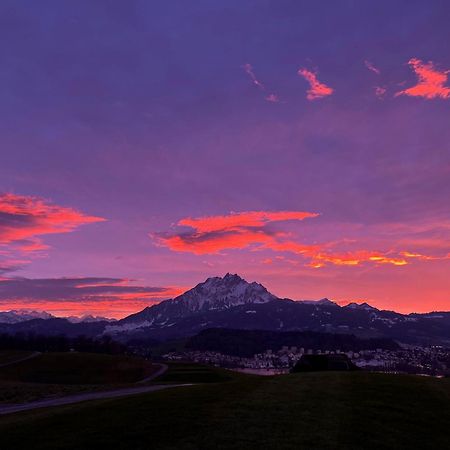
[[136, 363, 168, 384], [0, 383, 191, 415], [0, 361, 191, 416], [0, 351, 41, 368]]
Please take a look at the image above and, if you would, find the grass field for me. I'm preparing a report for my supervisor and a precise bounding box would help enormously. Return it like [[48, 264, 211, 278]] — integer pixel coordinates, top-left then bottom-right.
[[155, 361, 233, 384], [0, 352, 156, 404], [0, 366, 449, 449], [0, 352, 155, 384], [0, 350, 34, 365]]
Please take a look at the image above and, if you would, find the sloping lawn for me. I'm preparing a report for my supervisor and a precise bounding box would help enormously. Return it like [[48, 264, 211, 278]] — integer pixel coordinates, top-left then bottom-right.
[[0, 371, 449, 449]]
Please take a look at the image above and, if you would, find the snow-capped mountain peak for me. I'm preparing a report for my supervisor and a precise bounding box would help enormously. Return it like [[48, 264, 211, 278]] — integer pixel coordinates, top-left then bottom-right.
[[67, 315, 117, 323], [0, 309, 55, 324], [172, 273, 278, 312], [110, 273, 279, 331], [345, 302, 378, 311], [299, 298, 337, 306]]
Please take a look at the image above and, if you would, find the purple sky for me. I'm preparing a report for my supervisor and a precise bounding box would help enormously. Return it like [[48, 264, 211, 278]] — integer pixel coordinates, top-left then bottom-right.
[[1, 0, 450, 317]]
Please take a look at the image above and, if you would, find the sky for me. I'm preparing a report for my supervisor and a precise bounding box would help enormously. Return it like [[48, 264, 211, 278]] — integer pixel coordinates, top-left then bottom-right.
[[1, 0, 450, 317]]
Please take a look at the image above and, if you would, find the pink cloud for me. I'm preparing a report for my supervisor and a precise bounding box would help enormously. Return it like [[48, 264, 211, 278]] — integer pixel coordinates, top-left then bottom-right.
[[242, 63, 280, 103], [153, 210, 318, 255], [0, 193, 105, 276], [396, 58, 450, 99], [242, 63, 265, 90], [152, 211, 444, 269], [0, 276, 184, 318], [374, 86, 387, 99], [298, 68, 333, 100], [265, 93, 280, 103], [178, 211, 319, 233], [364, 60, 381, 75], [0, 193, 105, 250]]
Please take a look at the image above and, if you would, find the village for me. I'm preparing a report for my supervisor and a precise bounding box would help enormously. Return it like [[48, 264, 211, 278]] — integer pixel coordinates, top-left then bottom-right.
[[163, 345, 450, 377]]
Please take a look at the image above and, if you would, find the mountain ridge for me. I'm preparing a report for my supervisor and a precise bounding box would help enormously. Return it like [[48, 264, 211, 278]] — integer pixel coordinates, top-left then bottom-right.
[[1, 274, 449, 346]]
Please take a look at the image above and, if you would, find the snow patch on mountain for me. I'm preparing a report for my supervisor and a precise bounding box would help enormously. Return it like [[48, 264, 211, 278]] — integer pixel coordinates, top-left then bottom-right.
[[67, 315, 116, 323], [172, 273, 277, 312], [0, 310, 54, 324], [298, 298, 337, 306], [345, 302, 379, 311], [105, 273, 279, 335]]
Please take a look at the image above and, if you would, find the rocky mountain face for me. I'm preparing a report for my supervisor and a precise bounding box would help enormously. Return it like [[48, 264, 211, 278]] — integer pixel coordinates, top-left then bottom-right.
[[106, 273, 277, 333], [1, 274, 449, 346], [102, 274, 450, 346]]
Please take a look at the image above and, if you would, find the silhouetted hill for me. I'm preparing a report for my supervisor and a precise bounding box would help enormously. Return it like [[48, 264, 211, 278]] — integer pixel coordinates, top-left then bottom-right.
[[185, 328, 399, 357]]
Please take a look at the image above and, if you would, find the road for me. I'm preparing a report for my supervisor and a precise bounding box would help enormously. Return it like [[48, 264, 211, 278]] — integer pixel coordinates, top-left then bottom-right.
[[0, 360, 183, 416], [0, 351, 41, 368], [0, 383, 191, 415], [136, 363, 168, 384]]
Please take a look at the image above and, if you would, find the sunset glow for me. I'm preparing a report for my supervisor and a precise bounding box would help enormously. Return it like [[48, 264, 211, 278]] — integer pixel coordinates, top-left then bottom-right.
[[1, 1, 449, 317]]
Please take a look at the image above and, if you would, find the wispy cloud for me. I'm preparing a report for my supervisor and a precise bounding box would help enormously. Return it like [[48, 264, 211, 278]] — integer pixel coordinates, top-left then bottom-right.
[[0, 277, 175, 301], [265, 93, 280, 103], [374, 86, 387, 99], [297, 68, 333, 100], [0, 277, 183, 318], [396, 58, 450, 99], [153, 210, 318, 255], [242, 63, 265, 90], [309, 251, 408, 268], [242, 63, 280, 103], [0, 260, 29, 278], [364, 60, 381, 75], [0, 193, 105, 253], [0, 193, 106, 277], [152, 211, 444, 269]]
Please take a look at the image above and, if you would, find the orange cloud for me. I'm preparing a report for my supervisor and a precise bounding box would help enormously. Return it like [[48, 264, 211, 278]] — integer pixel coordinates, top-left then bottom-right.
[[400, 251, 450, 261], [154, 212, 448, 270], [0, 193, 105, 250], [154, 210, 318, 255], [309, 249, 450, 268], [298, 68, 333, 100], [396, 58, 450, 99], [315, 249, 411, 267], [179, 211, 319, 233]]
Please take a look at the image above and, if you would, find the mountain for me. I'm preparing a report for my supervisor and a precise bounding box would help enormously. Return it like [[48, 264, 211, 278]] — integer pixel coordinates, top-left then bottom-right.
[[0, 310, 55, 324], [67, 315, 116, 323], [103, 274, 450, 346], [1, 274, 449, 346], [0, 317, 111, 338], [0, 310, 115, 325], [299, 298, 337, 306], [107, 273, 277, 333], [344, 302, 379, 311]]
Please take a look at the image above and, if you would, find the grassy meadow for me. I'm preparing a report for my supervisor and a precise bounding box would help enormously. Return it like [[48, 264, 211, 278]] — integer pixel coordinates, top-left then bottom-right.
[[0, 362, 449, 449], [0, 351, 156, 404]]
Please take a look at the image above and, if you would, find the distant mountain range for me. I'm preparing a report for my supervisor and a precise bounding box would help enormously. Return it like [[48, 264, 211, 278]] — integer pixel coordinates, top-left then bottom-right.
[[0, 310, 115, 325], [0, 310, 54, 324], [0, 274, 449, 345]]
